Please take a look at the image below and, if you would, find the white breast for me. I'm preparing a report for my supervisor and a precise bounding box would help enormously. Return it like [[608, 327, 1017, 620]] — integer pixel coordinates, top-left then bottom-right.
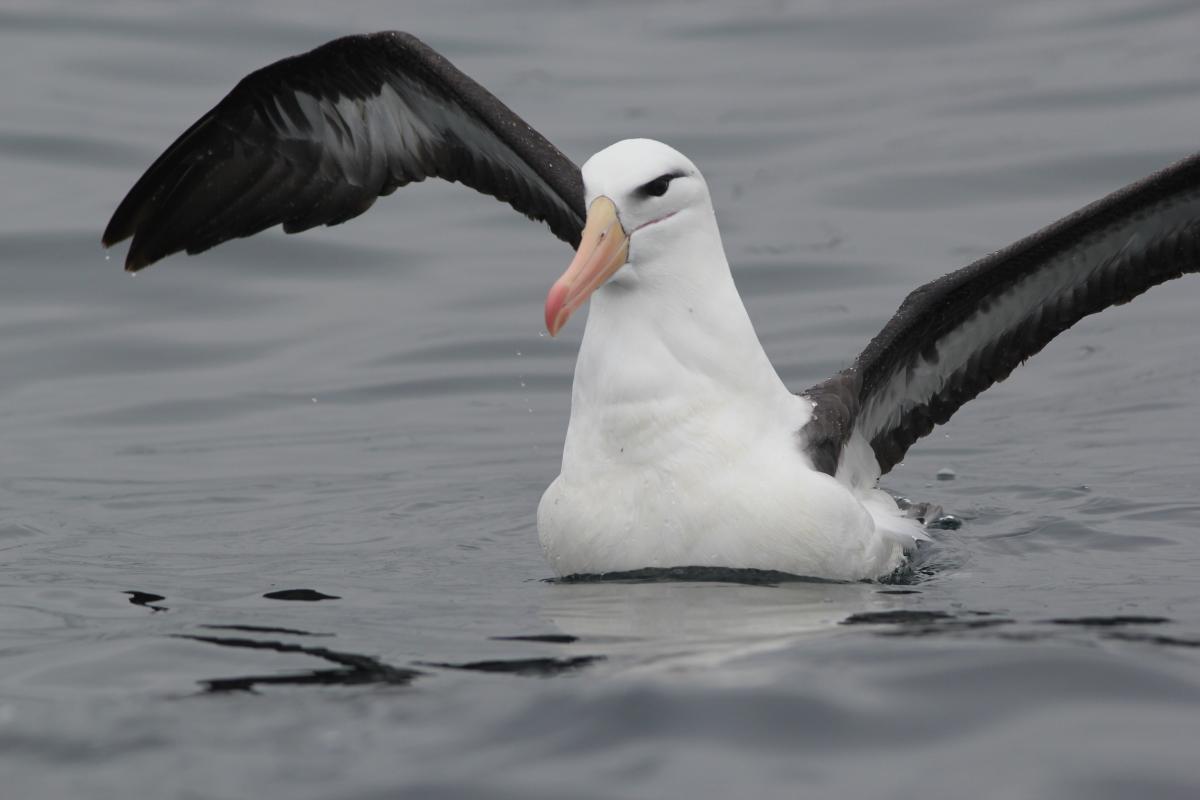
[[538, 397, 908, 581], [537, 268, 914, 581]]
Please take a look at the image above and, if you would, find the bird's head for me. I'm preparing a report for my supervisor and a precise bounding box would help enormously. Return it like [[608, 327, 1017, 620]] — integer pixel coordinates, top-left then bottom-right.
[[544, 139, 712, 335]]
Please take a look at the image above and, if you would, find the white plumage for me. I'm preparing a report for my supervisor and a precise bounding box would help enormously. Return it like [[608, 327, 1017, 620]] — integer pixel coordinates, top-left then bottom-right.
[[538, 140, 925, 580]]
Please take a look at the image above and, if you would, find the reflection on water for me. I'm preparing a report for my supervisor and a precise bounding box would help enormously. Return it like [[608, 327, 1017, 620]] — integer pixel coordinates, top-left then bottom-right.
[[3, 0, 1200, 797], [176, 633, 423, 694]]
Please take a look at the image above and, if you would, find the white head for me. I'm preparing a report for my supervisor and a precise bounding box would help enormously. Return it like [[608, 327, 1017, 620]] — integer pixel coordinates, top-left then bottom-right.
[[544, 139, 716, 334]]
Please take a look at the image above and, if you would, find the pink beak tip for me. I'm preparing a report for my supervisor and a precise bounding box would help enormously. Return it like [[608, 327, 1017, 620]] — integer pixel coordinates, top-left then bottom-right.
[[545, 282, 569, 336]]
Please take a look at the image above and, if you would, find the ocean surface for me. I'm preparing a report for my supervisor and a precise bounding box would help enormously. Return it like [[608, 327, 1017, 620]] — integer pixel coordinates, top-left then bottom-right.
[[3, 1, 1200, 797]]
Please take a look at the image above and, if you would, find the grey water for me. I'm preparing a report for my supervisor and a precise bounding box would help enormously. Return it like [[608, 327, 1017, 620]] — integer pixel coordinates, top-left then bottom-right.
[[2, 0, 1200, 797]]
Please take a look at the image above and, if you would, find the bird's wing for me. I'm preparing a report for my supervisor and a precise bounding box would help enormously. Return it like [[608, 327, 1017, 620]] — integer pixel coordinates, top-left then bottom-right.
[[103, 31, 585, 271], [801, 152, 1200, 477]]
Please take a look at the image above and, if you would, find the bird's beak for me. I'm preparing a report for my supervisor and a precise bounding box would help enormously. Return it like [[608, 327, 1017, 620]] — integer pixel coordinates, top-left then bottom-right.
[[545, 196, 629, 336]]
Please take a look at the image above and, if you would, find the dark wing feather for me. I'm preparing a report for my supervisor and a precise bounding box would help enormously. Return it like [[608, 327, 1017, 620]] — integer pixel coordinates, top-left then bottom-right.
[[103, 31, 585, 271], [801, 152, 1200, 477]]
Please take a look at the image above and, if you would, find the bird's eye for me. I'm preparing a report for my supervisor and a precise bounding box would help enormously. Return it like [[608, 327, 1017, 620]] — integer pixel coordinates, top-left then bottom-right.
[[636, 172, 681, 198]]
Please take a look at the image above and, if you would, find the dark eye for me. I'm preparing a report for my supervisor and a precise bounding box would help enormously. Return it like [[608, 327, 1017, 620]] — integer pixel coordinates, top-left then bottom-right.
[[636, 172, 683, 198]]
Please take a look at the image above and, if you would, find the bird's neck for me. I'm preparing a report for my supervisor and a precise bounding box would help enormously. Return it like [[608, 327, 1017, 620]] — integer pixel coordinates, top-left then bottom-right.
[[563, 217, 794, 467]]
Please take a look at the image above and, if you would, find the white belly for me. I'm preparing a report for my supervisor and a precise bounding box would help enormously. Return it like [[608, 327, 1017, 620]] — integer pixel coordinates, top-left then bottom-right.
[[537, 395, 912, 582]]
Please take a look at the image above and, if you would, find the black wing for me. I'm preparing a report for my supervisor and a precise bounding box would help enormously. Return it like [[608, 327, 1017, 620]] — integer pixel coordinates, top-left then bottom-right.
[[103, 31, 585, 272], [801, 152, 1200, 477]]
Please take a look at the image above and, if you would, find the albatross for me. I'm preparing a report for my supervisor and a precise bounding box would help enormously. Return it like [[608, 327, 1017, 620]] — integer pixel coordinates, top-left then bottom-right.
[[103, 32, 1200, 581]]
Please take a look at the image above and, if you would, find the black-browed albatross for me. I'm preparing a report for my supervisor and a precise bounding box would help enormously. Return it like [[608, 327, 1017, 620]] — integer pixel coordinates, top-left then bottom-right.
[[103, 32, 1200, 581]]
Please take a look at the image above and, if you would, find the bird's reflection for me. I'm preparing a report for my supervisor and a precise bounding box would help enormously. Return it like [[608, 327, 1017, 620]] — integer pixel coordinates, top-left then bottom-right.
[[532, 576, 895, 676]]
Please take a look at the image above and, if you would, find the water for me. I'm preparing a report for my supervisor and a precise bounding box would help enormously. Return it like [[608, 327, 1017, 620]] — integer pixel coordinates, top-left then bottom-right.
[[3, 1, 1200, 797]]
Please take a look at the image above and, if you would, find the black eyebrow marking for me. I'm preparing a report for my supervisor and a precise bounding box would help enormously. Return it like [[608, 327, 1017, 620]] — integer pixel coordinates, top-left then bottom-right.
[[635, 170, 687, 198]]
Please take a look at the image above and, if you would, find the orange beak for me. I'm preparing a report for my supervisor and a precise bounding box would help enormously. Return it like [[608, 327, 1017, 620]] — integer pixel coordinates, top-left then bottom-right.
[[545, 196, 630, 336]]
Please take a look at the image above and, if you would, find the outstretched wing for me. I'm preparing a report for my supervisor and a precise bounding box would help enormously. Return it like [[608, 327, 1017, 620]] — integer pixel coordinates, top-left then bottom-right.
[[103, 31, 585, 272], [801, 152, 1200, 477]]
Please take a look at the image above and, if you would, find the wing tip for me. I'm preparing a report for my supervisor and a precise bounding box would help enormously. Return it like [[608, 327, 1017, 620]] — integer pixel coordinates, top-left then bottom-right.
[[101, 217, 128, 250], [111, 236, 157, 273], [102, 214, 157, 271]]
